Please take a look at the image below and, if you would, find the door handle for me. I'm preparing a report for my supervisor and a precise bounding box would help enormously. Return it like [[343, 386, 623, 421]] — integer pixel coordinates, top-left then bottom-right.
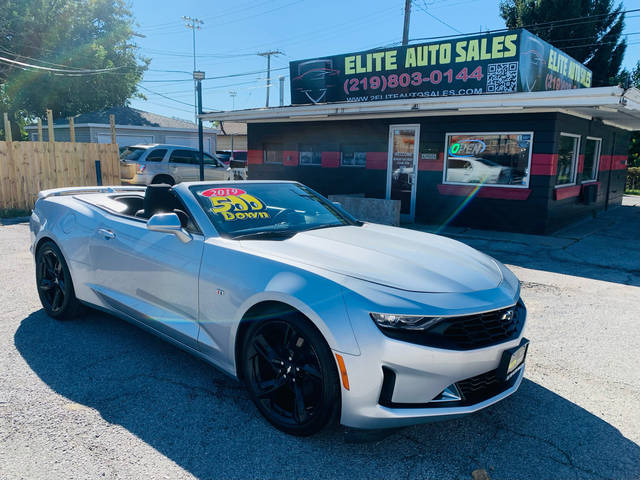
[[97, 228, 116, 240]]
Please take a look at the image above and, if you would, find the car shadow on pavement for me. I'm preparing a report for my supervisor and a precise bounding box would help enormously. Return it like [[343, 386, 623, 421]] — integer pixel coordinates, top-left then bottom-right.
[[15, 309, 640, 480]]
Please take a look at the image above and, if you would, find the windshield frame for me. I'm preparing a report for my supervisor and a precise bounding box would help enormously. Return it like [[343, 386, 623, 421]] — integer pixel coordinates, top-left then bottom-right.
[[188, 182, 361, 240]]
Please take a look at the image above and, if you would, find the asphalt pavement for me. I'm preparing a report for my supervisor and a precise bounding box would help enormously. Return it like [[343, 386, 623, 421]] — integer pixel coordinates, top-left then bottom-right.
[[0, 198, 639, 480]]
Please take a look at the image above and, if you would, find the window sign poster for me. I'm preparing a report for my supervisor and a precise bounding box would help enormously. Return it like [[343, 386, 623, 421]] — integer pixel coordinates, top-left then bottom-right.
[[289, 29, 591, 105], [444, 132, 533, 187]]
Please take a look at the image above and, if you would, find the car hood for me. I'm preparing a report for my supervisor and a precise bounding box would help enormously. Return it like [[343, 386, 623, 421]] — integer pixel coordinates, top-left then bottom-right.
[[240, 223, 502, 293]]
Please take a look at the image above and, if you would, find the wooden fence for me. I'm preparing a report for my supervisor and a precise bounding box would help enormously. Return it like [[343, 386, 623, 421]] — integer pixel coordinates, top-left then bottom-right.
[[0, 141, 120, 211]]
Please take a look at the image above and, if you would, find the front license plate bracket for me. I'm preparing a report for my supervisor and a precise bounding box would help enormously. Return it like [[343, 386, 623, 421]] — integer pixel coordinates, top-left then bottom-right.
[[498, 338, 529, 381]]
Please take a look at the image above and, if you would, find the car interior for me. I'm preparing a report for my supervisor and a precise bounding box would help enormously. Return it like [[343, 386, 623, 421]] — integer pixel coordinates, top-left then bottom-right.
[[106, 184, 200, 233]]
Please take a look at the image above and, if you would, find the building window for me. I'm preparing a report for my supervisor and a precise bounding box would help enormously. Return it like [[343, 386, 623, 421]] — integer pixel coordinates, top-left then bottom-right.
[[556, 133, 580, 186], [299, 145, 322, 166], [581, 137, 601, 182], [341, 145, 367, 167], [263, 144, 283, 164], [443, 132, 533, 187]]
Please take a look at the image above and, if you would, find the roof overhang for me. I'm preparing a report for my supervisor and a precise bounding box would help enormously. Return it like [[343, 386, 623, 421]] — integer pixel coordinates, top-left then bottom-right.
[[200, 86, 640, 132]]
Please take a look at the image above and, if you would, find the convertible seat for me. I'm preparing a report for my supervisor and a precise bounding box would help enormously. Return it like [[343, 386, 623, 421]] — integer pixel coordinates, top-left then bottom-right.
[[135, 183, 186, 224]]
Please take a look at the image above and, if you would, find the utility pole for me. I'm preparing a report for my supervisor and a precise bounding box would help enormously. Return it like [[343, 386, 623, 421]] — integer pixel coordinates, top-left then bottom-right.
[[402, 0, 412, 46], [257, 50, 283, 107], [229, 90, 237, 110], [183, 15, 204, 123]]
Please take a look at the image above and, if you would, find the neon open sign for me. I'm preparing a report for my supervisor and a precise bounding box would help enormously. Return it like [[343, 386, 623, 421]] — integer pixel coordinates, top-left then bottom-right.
[[449, 139, 487, 157]]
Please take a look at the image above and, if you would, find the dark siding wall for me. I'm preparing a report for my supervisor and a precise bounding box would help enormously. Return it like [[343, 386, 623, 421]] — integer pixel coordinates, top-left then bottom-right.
[[247, 113, 629, 234], [545, 114, 630, 232], [248, 121, 388, 198]]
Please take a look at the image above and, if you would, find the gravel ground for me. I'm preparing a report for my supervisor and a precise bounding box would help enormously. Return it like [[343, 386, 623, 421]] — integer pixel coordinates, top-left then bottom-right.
[[0, 198, 639, 480]]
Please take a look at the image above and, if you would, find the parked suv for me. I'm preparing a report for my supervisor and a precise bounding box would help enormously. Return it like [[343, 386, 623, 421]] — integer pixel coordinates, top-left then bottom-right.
[[120, 144, 232, 185]]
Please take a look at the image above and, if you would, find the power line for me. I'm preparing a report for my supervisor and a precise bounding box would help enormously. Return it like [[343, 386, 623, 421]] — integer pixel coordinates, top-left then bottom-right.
[[415, 1, 462, 34], [138, 84, 217, 111], [139, 0, 306, 36], [409, 8, 639, 43], [0, 55, 125, 75]]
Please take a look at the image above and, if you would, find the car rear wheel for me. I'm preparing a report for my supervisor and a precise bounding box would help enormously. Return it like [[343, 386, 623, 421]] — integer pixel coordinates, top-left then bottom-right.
[[241, 315, 340, 436], [151, 174, 174, 185], [35, 241, 83, 319]]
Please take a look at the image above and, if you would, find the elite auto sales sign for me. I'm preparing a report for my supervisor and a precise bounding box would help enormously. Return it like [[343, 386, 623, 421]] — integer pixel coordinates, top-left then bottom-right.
[[289, 29, 592, 105]]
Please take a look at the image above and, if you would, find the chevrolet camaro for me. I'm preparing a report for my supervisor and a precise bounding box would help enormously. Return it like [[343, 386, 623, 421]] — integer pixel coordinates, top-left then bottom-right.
[[30, 181, 528, 436]]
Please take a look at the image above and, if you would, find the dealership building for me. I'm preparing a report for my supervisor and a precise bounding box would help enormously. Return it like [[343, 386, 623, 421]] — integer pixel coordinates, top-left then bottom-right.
[[203, 29, 640, 233]]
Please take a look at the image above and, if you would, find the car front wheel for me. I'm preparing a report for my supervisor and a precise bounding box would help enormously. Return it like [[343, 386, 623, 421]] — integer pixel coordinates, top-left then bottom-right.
[[241, 315, 340, 436]]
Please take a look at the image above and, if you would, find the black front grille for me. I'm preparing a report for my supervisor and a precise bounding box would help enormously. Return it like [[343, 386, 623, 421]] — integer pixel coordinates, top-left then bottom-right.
[[376, 301, 526, 350], [438, 303, 525, 350], [456, 369, 503, 404]]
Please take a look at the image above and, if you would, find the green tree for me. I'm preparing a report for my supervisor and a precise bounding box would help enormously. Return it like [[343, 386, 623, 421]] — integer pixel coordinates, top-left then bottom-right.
[[618, 61, 640, 168], [499, 0, 627, 87], [0, 0, 148, 138]]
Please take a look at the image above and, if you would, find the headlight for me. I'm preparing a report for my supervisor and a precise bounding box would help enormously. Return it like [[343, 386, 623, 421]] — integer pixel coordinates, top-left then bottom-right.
[[370, 313, 445, 331]]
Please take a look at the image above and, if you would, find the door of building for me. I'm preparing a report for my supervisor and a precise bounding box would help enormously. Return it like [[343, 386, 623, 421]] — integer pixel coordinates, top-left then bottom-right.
[[386, 125, 420, 222]]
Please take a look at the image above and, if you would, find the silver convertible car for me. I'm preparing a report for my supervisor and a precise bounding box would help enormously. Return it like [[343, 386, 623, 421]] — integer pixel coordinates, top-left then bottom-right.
[[30, 181, 528, 436]]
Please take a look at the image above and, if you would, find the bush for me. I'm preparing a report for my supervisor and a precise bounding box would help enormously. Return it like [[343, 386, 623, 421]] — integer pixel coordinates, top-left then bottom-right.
[[626, 167, 640, 194]]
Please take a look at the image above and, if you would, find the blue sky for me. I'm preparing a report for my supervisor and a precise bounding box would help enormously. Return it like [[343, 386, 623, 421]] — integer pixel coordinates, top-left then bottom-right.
[[129, 0, 639, 122]]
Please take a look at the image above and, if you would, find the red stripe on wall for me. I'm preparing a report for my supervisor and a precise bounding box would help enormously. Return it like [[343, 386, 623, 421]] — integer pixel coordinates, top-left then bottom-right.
[[554, 185, 581, 200], [321, 151, 340, 168], [437, 184, 532, 200], [419, 153, 444, 171], [247, 149, 263, 165], [577, 154, 585, 173], [283, 151, 299, 166], [599, 155, 628, 171], [612, 155, 628, 170], [366, 152, 387, 170], [530, 153, 557, 176]]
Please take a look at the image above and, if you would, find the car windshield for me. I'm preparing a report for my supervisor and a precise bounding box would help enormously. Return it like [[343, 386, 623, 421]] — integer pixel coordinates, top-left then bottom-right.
[[120, 146, 146, 161], [190, 183, 359, 239]]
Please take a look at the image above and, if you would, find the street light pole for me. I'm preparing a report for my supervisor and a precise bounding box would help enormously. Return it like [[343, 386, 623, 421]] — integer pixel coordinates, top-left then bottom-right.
[[183, 16, 204, 123], [194, 70, 205, 181]]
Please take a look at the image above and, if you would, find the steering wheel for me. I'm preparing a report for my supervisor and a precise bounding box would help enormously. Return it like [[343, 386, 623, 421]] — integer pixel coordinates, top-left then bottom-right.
[[272, 208, 304, 225]]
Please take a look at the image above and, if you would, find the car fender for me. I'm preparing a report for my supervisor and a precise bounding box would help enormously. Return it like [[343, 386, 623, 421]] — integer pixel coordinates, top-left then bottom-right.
[[231, 270, 361, 358]]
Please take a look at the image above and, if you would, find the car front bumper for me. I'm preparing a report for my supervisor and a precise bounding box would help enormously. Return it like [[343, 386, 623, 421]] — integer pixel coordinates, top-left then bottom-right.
[[336, 330, 526, 429]]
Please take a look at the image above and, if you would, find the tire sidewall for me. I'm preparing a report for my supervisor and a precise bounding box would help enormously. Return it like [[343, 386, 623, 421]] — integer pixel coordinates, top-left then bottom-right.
[[36, 241, 79, 319], [241, 314, 340, 436]]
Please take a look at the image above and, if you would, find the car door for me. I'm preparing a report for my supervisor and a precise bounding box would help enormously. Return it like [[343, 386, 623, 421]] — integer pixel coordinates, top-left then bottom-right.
[[88, 214, 204, 348], [203, 153, 230, 180], [168, 149, 199, 182]]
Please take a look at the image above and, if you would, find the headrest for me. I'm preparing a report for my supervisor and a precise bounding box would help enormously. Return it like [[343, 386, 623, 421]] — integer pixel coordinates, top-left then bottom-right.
[[143, 184, 178, 218]]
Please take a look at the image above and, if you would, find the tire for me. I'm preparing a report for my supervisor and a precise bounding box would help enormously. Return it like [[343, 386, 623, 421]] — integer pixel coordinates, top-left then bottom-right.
[[151, 174, 174, 185], [241, 314, 340, 436], [35, 241, 84, 320]]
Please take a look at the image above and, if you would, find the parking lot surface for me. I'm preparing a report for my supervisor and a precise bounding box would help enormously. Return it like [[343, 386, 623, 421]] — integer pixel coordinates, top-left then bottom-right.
[[1, 198, 639, 480]]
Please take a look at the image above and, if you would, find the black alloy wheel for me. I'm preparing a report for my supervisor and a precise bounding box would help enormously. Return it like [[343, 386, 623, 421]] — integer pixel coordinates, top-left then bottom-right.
[[36, 241, 82, 319], [242, 315, 340, 436]]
